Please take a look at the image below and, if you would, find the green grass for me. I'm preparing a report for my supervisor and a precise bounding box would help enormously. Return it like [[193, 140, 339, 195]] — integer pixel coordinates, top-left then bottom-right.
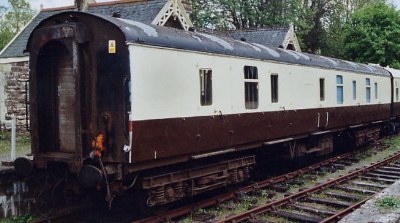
[[0, 131, 30, 157], [375, 196, 400, 209], [0, 213, 38, 223]]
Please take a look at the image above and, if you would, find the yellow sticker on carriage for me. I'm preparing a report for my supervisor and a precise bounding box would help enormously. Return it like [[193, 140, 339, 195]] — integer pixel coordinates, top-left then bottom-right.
[[109, 40, 116, 53]]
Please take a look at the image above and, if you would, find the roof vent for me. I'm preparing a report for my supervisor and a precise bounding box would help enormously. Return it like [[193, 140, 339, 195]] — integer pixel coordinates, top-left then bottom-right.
[[112, 12, 121, 18]]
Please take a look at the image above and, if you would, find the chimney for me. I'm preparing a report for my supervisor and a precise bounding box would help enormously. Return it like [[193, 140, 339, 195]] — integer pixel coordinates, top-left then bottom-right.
[[75, 0, 96, 12]]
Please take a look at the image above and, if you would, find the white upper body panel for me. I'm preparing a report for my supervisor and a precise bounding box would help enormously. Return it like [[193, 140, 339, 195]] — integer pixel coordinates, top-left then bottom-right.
[[129, 44, 392, 121]]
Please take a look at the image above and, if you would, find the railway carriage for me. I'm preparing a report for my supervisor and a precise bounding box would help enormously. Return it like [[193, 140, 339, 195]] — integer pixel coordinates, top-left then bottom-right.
[[384, 67, 400, 121], [23, 11, 396, 209]]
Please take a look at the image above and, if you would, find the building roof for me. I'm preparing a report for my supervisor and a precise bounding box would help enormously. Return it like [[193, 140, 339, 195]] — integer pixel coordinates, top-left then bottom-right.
[[0, 0, 184, 59], [197, 23, 301, 52], [231, 24, 301, 52], [88, 0, 168, 24], [232, 27, 289, 48]]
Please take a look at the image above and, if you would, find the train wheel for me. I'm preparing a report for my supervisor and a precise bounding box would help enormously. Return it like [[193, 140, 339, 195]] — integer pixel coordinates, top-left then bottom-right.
[[133, 189, 170, 216]]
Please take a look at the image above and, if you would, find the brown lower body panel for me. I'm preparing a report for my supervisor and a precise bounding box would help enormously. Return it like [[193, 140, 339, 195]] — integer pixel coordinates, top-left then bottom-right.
[[131, 104, 390, 163]]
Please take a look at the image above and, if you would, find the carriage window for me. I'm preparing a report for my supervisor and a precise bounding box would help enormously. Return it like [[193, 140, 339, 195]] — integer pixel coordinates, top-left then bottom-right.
[[397, 88, 399, 101], [352, 81, 357, 100], [374, 82, 378, 99], [200, 69, 212, 106], [366, 78, 371, 103], [336, 75, 343, 104], [271, 74, 279, 103], [319, 78, 325, 101], [244, 66, 258, 109]]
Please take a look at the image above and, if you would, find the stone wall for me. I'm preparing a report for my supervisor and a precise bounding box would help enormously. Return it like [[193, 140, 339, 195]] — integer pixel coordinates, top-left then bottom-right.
[[2, 61, 29, 131]]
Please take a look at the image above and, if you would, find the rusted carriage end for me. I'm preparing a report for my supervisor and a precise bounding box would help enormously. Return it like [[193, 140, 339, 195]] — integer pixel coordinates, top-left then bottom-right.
[[26, 12, 131, 172]]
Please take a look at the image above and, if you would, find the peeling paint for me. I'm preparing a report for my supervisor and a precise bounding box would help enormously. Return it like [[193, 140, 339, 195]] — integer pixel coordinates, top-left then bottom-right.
[[284, 50, 301, 60], [118, 19, 158, 37], [190, 34, 202, 42], [197, 33, 234, 51], [252, 43, 280, 58], [293, 51, 311, 61], [238, 41, 261, 52], [362, 64, 375, 72], [343, 60, 360, 68], [321, 56, 339, 66]]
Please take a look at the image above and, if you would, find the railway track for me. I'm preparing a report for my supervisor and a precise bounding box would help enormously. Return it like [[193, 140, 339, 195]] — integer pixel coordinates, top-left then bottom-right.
[[133, 140, 400, 223], [216, 150, 400, 223], [135, 145, 378, 223], [1, 140, 395, 222]]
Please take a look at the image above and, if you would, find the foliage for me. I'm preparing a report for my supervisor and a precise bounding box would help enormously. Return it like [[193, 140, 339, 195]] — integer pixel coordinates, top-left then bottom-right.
[[189, 0, 379, 57], [375, 196, 400, 209], [0, 213, 38, 223], [343, 1, 400, 68], [0, 0, 36, 51], [0, 131, 30, 156], [190, 0, 302, 29]]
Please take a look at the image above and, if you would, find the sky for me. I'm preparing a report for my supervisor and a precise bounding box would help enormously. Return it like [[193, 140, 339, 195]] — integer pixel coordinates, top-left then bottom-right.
[[0, 0, 112, 11], [1, 0, 400, 11]]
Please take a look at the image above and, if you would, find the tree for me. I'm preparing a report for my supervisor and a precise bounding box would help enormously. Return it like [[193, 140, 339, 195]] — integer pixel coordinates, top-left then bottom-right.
[[0, 0, 36, 51], [189, 0, 343, 54], [189, 0, 378, 57], [344, 1, 400, 68], [190, 0, 302, 30]]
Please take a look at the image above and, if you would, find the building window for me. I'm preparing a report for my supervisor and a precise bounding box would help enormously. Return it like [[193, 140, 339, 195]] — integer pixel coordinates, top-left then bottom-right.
[[336, 75, 343, 104], [352, 81, 357, 100], [319, 78, 325, 101], [374, 82, 378, 99], [244, 66, 258, 109], [200, 69, 212, 106], [396, 88, 399, 101], [366, 78, 371, 103], [271, 74, 278, 103]]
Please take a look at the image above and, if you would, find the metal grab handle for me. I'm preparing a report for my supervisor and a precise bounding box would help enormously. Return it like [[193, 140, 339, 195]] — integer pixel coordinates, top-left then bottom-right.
[[326, 112, 329, 127], [317, 113, 320, 127]]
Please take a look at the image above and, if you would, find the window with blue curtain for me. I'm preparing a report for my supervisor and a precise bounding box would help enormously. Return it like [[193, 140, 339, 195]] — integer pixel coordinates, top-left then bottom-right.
[[352, 80, 356, 100], [337, 75, 343, 104], [366, 78, 371, 103]]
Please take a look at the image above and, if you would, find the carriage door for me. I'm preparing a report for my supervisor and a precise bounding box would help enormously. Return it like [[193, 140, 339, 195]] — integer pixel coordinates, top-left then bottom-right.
[[36, 39, 82, 155], [35, 24, 90, 160], [58, 42, 78, 153]]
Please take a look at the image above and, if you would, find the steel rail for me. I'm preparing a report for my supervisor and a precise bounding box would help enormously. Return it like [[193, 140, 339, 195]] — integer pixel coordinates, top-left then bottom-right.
[[215, 151, 400, 223], [320, 194, 375, 223]]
